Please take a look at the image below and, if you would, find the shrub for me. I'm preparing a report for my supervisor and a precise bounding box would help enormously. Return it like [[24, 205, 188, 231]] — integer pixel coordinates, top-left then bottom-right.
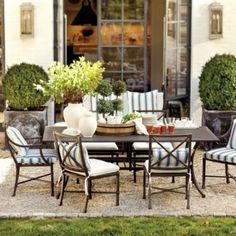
[[3, 63, 50, 110], [42, 57, 105, 104], [112, 98, 123, 113], [199, 54, 236, 110], [112, 80, 127, 96], [97, 99, 114, 117], [96, 80, 113, 97]]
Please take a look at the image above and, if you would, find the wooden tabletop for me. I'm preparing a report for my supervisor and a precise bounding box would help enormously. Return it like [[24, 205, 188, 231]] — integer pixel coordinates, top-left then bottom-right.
[[43, 126, 219, 143]]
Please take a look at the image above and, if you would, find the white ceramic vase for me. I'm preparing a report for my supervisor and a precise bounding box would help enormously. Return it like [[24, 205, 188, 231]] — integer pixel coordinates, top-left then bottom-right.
[[79, 111, 97, 137], [63, 103, 87, 130]]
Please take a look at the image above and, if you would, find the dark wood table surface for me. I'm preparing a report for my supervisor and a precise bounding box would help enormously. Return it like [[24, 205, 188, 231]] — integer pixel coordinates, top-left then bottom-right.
[[43, 125, 219, 143]]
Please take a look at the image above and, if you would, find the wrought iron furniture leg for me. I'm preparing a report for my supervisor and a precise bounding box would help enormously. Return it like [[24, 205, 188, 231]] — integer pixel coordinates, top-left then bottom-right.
[[116, 173, 120, 206], [191, 142, 206, 198], [50, 164, 54, 196], [225, 164, 230, 183], [12, 166, 20, 197], [202, 157, 206, 189], [143, 167, 146, 199]]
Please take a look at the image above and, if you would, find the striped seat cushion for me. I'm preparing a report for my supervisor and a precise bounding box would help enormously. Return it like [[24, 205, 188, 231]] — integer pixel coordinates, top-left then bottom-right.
[[151, 148, 190, 168], [144, 160, 188, 174], [204, 147, 236, 164], [16, 149, 57, 165], [59, 143, 91, 171], [6, 126, 28, 156]]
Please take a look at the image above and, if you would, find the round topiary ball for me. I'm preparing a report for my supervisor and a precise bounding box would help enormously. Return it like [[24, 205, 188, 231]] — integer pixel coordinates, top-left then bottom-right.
[[199, 54, 236, 110], [96, 80, 113, 97], [3, 63, 50, 110], [112, 80, 127, 96]]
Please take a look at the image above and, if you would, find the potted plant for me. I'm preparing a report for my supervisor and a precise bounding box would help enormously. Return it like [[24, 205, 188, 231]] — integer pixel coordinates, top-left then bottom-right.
[[96, 80, 114, 119], [112, 80, 127, 116], [3, 63, 50, 143], [96, 80, 127, 122], [38, 57, 105, 130], [199, 53, 236, 146]]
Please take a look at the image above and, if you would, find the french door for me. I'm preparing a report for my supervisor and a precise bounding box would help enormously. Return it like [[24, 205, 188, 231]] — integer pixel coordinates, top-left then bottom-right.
[[164, 0, 191, 109]]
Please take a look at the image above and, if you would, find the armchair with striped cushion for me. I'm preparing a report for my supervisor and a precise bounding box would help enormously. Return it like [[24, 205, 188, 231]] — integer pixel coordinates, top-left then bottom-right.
[[143, 134, 192, 209], [202, 119, 236, 189], [5, 126, 57, 196]]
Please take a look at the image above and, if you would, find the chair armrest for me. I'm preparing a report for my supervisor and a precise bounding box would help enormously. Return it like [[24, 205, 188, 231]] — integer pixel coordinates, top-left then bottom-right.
[[213, 115, 236, 147]]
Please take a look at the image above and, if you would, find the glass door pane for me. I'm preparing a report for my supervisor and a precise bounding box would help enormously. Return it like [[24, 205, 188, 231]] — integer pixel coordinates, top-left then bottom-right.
[[101, 23, 122, 45], [165, 0, 190, 101], [101, 0, 121, 19], [124, 0, 144, 20], [99, 0, 148, 92]]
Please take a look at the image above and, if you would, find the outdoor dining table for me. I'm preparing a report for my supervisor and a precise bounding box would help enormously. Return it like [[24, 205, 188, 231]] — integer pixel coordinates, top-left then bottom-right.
[[43, 125, 219, 198]]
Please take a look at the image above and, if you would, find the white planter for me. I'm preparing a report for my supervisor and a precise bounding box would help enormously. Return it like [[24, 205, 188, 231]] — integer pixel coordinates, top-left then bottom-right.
[[79, 111, 97, 137], [63, 103, 87, 130]]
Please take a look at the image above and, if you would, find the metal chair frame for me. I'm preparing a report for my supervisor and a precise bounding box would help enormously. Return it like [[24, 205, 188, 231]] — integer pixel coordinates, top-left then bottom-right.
[[53, 131, 120, 213], [143, 134, 192, 209], [5, 131, 55, 197]]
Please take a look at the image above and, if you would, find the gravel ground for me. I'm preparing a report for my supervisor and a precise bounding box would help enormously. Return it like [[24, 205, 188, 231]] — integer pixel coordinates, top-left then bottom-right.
[[1, 145, 236, 218]]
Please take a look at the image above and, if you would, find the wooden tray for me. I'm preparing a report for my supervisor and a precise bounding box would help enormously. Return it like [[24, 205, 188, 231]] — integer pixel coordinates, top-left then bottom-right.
[[96, 122, 135, 135]]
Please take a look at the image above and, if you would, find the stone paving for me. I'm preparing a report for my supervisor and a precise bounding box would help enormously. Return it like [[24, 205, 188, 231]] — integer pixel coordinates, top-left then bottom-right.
[[1, 137, 236, 218]]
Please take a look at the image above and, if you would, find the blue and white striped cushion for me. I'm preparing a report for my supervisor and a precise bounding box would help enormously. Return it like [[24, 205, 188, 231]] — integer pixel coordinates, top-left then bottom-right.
[[204, 147, 236, 164], [124, 90, 163, 114], [227, 120, 236, 149], [16, 149, 57, 165], [152, 148, 190, 168], [59, 143, 91, 171], [6, 126, 28, 156]]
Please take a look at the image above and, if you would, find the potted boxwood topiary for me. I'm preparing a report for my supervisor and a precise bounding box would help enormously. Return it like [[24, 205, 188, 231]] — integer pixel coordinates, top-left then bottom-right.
[[199, 53, 236, 146], [112, 80, 127, 116], [3, 62, 50, 143], [96, 80, 127, 119], [96, 80, 114, 119]]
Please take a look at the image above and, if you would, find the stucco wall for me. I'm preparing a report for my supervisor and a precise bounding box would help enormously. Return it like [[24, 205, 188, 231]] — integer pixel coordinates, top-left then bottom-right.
[[191, 0, 236, 125], [4, 0, 55, 124], [4, 0, 54, 70]]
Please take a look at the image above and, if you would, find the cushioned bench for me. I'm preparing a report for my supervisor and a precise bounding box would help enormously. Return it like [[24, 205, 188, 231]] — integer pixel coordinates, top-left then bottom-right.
[[83, 90, 164, 117]]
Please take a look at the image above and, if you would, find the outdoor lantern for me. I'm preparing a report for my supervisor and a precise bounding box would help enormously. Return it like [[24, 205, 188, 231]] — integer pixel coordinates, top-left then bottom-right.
[[209, 2, 223, 39], [20, 2, 34, 37]]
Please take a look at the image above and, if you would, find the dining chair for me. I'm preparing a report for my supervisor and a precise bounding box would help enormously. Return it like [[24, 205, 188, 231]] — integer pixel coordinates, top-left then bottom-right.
[[202, 119, 236, 189], [53, 131, 120, 213], [5, 126, 57, 196], [143, 134, 192, 209]]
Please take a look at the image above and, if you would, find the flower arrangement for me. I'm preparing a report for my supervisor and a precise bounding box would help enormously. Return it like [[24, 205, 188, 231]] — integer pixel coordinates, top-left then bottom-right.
[[37, 57, 105, 104]]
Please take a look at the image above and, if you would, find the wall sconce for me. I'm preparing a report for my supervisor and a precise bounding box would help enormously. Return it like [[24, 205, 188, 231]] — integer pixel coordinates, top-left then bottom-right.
[[20, 3, 34, 37], [209, 2, 223, 39]]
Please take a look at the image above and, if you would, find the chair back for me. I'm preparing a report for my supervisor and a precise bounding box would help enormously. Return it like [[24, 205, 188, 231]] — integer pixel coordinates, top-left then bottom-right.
[[148, 134, 192, 172], [53, 131, 91, 175], [227, 119, 236, 149], [5, 126, 28, 156]]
